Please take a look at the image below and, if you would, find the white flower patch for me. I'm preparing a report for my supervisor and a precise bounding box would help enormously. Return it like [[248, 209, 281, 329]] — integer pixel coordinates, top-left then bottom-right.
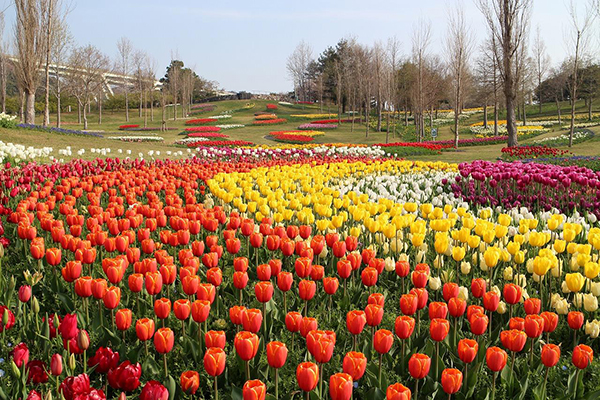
[[105, 136, 164, 142]]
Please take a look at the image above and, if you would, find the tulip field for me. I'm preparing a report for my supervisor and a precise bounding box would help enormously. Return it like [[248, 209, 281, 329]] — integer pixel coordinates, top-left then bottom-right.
[[2, 107, 600, 400]]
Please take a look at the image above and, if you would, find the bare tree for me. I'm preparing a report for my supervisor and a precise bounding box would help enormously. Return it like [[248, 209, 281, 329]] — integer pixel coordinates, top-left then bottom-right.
[[286, 41, 313, 103], [0, 12, 7, 114], [67, 44, 109, 129], [564, 0, 596, 146], [445, 3, 474, 148], [117, 37, 133, 122], [50, 22, 71, 127], [133, 50, 147, 120], [532, 26, 550, 114], [14, 0, 48, 124], [477, 0, 533, 147], [411, 18, 432, 142], [386, 36, 402, 142], [372, 41, 388, 132]]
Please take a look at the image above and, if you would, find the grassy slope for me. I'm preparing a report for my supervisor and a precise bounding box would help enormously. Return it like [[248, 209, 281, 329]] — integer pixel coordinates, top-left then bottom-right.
[[1, 98, 599, 164]]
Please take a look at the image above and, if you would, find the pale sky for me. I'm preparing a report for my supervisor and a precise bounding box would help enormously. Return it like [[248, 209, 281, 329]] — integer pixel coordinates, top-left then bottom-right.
[[4, 0, 599, 93]]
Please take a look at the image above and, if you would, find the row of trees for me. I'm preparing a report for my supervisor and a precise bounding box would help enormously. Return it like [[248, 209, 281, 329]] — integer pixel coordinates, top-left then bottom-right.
[[4, 0, 217, 129], [286, 0, 600, 147]]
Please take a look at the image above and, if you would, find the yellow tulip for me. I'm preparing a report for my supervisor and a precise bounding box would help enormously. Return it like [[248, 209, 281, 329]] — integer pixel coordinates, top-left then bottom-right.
[[411, 233, 425, 247], [506, 241, 520, 255], [565, 273, 586, 293], [467, 235, 481, 249], [514, 250, 525, 264], [452, 246, 466, 262], [585, 262, 600, 280], [533, 256, 551, 276], [554, 239, 566, 254], [484, 247, 501, 269]]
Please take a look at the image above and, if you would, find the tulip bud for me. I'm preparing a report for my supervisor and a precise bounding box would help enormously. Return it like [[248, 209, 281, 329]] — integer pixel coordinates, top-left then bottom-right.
[[44, 391, 53, 400], [2, 309, 8, 326], [50, 354, 63, 376], [8, 276, 15, 291], [0, 242, 4, 257], [10, 360, 22, 379], [69, 353, 76, 370], [32, 296, 40, 314], [77, 330, 90, 351]]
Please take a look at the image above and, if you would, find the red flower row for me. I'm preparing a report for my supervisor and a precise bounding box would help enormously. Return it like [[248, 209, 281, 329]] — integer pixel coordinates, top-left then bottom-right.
[[184, 126, 222, 132], [184, 118, 218, 125], [186, 140, 254, 147], [252, 119, 287, 125]]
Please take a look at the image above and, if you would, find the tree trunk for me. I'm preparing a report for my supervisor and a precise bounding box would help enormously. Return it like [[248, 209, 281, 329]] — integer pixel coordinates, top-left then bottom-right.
[[505, 95, 518, 147], [364, 102, 370, 138], [98, 95, 102, 125], [83, 101, 88, 130], [385, 110, 390, 143], [25, 91, 35, 125], [0, 56, 5, 114], [483, 104, 488, 129], [556, 97, 561, 124], [144, 90, 148, 128], [139, 91, 143, 118], [43, 0, 53, 127], [151, 93, 154, 122], [588, 98, 592, 121], [125, 91, 129, 122], [77, 100, 81, 124], [19, 91, 25, 123], [56, 93, 61, 128]]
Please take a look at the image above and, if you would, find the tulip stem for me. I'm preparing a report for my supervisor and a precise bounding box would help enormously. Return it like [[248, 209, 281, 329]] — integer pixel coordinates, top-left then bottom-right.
[[491, 372, 496, 400], [163, 353, 168, 377], [275, 368, 279, 400], [574, 369, 580, 397], [436, 341, 440, 379], [378, 353, 383, 387], [304, 300, 308, 317], [239, 288, 243, 305], [543, 367, 549, 396], [511, 351, 515, 380], [144, 341, 148, 356], [214, 375, 218, 400], [463, 364, 468, 393], [319, 363, 323, 398], [530, 338, 534, 367], [246, 360, 250, 381], [111, 309, 115, 331], [283, 292, 287, 315], [291, 332, 295, 353], [305, 392, 310, 400], [414, 379, 419, 400]]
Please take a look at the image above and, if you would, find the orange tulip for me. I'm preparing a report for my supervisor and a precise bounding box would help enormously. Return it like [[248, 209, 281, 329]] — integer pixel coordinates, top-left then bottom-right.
[[154, 327, 174, 354], [180, 370, 200, 394], [203, 347, 226, 376]]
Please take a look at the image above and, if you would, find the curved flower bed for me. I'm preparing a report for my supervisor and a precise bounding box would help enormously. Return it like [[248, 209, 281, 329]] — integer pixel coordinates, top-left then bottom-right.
[[501, 146, 571, 160], [186, 132, 229, 139], [253, 118, 287, 125], [452, 160, 600, 217], [298, 123, 338, 130], [376, 142, 451, 151], [267, 133, 316, 143], [255, 114, 279, 120], [118, 124, 140, 130], [17, 124, 104, 138], [312, 118, 361, 124], [185, 118, 218, 125], [186, 140, 254, 147], [184, 127, 222, 133], [105, 136, 164, 142], [266, 104, 278, 110]]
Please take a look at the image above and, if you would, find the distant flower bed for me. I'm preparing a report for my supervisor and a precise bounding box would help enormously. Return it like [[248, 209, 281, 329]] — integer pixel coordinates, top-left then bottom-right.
[[266, 104, 278, 110], [291, 113, 337, 119], [253, 118, 287, 125], [270, 130, 324, 137], [184, 126, 222, 133], [424, 136, 509, 147], [216, 124, 245, 130], [120, 127, 178, 132], [118, 124, 140, 130], [186, 140, 253, 147], [186, 132, 229, 138], [207, 115, 232, 119], [295, 101, 313, 104], [17, 124, 104, 138], [184, 118, 218, 125], [278, 101, 293, 106], [191, 103, 215, 110], [376, 142, 451, 151], [267, 133, 315, 143], [501, 145, 571, 160], [105, 136, 164, 142], [298, 123, 338, 130], [534, 129, 594, 147], [312, 118, 361, 124], [255, 114, 278, 120]]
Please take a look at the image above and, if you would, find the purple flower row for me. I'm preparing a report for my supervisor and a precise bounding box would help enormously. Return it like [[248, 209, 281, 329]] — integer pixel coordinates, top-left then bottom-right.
[[298, 123, 338, 130], [451, 160, 600, 217], [17, 124, 104, 138]]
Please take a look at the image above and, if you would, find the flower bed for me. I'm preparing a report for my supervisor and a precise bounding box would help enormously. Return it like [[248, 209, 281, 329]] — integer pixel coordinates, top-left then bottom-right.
[[183, 127, 222, 133], [105, 136, 164, 142], [186, 132, 229, 139], [216, 124, 245, 130], [118, 124, 140, 130], [534, 129, 595, 147], [266, 104, 278, 110], [267, 133, 315, 143], [290, 113, 337, 119], [252, 118, 287, 125], [298, 123, 338, 130], [186, 140, 254, 147], [452, 160, 600, 217], [255, 114, 279, 120], [184, 118, 218, 125], [17, 124, 104, 138], [312, 118, 362, 124], [501, 146, 572, 160]]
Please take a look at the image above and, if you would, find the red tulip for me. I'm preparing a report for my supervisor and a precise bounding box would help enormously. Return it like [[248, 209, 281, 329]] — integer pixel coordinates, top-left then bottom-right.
[[255, 281, 274, 303], [541, 311, 558, 333], [386, 383, 411, 400], [374, 329, 393, 354], [572, 344, 594, 369], [541, 344, 561, 368], [192, 300, 211, 323], [486, 346, 508, 371], [285, 311, 303, 333], [483, 291, 500, 312], [430, 318, 450, 341], [442, 282, 459, 302], [500, 329, 527, 352], [266, 341, 288, 369], [408, 353, 431, 379], [524, 298, 541, 315], [234, 331, 260, 361], [204, 347, 226, 376], [428, 302, 448, 320], [299, 280, 316, 301], [394, 316, 416, 340], [115, 309, 132, 331], [470, 312, 489, 336], [241, 308, 263, 333], [243, 380, 266, 400], [568, 311, 584, 330], [154, 298, 171, 320], [329, 373, 353, 400], [503, 283, 522, 305], [136, 318, 155, 341], [205, 330, 226, 349], [347, 310, 367, 335], [448, 297, 466, 318], [154, 328, 175, 353], [343, 351, 367, 381], [524, 314, 544, 338], [173, 299, 191, 321], [296, 362, 319, 392], [400, 293, 418, 316], [441, 368, 463, 394], [180, 370, 200, 394], [458, 338, 478, 364]]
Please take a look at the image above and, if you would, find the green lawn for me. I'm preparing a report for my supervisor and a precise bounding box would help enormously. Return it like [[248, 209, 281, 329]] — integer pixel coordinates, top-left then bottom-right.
[[1, 99, 599, 164]]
